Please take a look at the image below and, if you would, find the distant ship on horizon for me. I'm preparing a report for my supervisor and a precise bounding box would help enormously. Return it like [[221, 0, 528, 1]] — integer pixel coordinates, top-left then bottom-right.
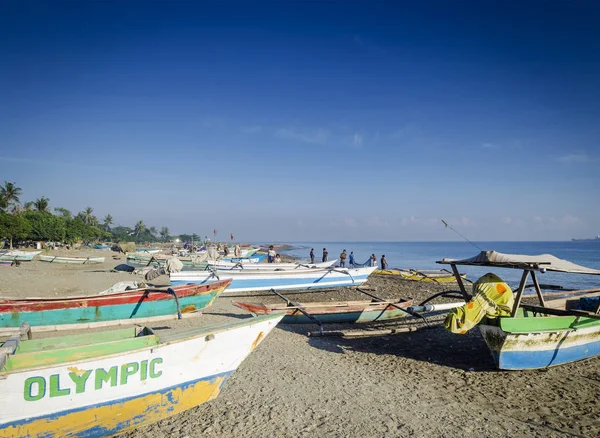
[[572, 235, 600, 242]]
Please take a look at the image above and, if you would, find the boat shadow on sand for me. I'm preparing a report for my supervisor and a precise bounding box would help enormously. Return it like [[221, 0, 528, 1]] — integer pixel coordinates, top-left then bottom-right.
[[278, 321, 497, 372]]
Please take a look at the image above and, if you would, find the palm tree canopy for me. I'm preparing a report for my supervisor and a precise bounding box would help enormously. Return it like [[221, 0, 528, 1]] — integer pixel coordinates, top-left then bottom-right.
[[134, 220, 146, 236], [34, 197, 50, 212], [103, 214, 113, 226], [0, 182, 22, 207]]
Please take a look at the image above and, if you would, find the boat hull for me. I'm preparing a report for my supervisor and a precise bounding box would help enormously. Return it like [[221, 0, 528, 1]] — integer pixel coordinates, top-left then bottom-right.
[[171, 267, 377, 293], [479, 316, 600, 370], [234, 299, 413, 324], [0, 251, 40, 261], [0, 281, 231, 329], [39, 255, 105, 264], [0, 314, 283, 437]]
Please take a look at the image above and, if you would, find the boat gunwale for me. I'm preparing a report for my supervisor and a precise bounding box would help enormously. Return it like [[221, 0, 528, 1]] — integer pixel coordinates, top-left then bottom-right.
[[0, 313, 283, 375]]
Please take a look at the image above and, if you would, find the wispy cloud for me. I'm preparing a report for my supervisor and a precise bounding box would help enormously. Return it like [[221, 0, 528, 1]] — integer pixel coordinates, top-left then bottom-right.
[[482, 142, 499, 149], [353, 133, 363, 147], [275, 127, 329, 144], [556, 153, 591, 164], [367, 216, 389, 227]]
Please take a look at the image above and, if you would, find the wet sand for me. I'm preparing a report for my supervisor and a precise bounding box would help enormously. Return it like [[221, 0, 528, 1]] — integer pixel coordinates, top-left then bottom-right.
[[1, 249, 599, 437]]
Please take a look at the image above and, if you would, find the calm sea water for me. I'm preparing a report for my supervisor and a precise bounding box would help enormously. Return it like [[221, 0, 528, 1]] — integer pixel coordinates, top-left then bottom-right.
[[282, 241, 600, 291]]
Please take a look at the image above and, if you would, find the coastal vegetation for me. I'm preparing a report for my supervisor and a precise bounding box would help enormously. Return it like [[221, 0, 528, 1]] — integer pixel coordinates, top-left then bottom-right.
[[0, 181, 188, 249]]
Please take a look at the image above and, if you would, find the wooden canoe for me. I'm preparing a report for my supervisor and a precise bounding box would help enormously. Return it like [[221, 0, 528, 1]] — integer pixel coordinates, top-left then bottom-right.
[[0, 313, 283, 437], [0, 251, 41, 262], [38, 255, 105, 264], [233, 298, 413, 324], [0, 280, 232, 332]]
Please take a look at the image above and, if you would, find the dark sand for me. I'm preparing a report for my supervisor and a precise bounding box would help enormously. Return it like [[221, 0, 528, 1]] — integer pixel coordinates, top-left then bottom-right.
[[1, 249, 598, 437]]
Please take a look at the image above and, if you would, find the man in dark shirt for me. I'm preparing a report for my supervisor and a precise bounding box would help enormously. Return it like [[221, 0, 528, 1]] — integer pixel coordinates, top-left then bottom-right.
[[310, 248, 315, 263], [322, 248, 328, 262]]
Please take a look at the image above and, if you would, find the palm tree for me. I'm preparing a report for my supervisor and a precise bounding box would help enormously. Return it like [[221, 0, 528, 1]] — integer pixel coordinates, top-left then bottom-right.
[[80, 207, 98, 226], [54, 207, 71, 219], [34, 197, 50, 212], [25, 202, 35, 211], [148, 226, 157, 238], [103, 214, 114, 231], [0, 182, 22, 210], [134, 220, 146, 238], [160, 226, 170, 242]]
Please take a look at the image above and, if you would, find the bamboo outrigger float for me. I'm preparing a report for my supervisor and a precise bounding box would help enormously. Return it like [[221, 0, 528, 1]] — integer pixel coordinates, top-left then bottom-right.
[[438, 250, 600, 370]]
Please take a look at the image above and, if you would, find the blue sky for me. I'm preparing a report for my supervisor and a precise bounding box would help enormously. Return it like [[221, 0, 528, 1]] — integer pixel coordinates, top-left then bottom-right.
[[1, 1, 599, 241]]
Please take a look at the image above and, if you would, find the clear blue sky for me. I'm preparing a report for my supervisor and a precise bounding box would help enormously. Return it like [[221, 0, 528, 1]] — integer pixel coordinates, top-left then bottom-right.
[[1, 1, 599, 241]]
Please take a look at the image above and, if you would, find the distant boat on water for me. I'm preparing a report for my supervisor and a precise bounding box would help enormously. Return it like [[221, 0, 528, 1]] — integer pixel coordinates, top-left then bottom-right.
[[572, 235, 600, 242]]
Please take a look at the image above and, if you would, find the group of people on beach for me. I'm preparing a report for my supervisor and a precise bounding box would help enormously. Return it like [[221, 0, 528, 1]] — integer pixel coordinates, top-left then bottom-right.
[[309, 248, 388, 270]]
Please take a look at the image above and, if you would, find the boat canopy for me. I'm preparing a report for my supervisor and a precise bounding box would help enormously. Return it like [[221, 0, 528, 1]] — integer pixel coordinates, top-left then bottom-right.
[[438, 250, 600, 275]]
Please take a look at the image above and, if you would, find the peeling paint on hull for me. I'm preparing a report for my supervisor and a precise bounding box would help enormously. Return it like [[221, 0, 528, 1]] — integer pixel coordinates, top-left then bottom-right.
[[480, 322, 600, 370]]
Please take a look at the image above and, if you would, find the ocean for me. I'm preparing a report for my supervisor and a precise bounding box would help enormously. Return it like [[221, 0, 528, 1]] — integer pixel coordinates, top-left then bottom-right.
[[282, 241, 600, 291]]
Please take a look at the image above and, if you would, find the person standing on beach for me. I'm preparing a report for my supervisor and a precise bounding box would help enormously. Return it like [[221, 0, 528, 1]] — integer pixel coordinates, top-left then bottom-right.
[[268, 245, 276, 263], [340, 249, 347, 268], [310, 248, 315, 264], [371, 254, 377, 267], [322, 248, 328, 262], [349, 251, 355, 268], [380, 254, 388, 270], [275, 253, 281, 263]]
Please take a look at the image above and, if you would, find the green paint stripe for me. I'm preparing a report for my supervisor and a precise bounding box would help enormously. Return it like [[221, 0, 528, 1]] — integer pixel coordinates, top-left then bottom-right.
[[17, 328, 138, 354], [499, 315, 600, 333], [5, 336, 159, 371]]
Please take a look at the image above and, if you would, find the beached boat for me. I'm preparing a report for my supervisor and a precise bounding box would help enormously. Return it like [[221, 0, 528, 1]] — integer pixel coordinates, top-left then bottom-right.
[[373, 268, 467, 283], [0, 250, 41, 262], [0, 313, 283, 436], [221, 254, 267, 264], [438, 250, 600, 370], [135, 248, 161, 254], [170, 266, 377, 293], [94, 244, 110, 250], [0, 261, 12, 267], [234, 297, 413, 324], [0, 280, 232, 332], [39, 254, 105, 264], [213, 259, 337, 271]]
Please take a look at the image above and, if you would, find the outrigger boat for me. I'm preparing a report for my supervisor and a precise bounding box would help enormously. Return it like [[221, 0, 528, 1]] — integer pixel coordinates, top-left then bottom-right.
[[438, 250, 600, 370], [234, 293, 412, 325], [0, 313, 283, 437], [170, 266, 377, 294], [213, 259, 337, 271], [39, 255, 105, 264], [0, 251, 41, 262], [0, 280, 232, 333], [373, 268, 467, 283]]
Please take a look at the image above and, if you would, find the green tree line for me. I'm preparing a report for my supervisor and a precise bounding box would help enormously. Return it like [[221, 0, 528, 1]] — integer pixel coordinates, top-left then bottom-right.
[[0, 181, 176, 249]]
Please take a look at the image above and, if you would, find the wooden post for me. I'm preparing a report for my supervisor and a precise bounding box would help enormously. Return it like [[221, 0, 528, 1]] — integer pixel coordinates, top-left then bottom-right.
[[450, 264, 470, 302], [511, 270, 530, 317], [530, 271, 546, 308]]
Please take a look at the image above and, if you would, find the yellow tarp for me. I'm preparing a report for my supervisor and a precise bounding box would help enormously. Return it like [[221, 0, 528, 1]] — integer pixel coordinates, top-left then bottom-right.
[[444, 273, 514, 334]]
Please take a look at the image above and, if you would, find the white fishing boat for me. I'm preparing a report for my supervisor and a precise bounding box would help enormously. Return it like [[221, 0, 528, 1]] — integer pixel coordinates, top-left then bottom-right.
[[39, 255, 105, 264], [211, 259, 338, 271], [0, 251, 41, 262], [0, 314, 283, 436], [171, 266, 377, 293]]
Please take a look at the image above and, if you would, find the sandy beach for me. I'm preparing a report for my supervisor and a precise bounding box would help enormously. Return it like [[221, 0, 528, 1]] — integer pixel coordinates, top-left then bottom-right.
[[1, 249, 599, 437]]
